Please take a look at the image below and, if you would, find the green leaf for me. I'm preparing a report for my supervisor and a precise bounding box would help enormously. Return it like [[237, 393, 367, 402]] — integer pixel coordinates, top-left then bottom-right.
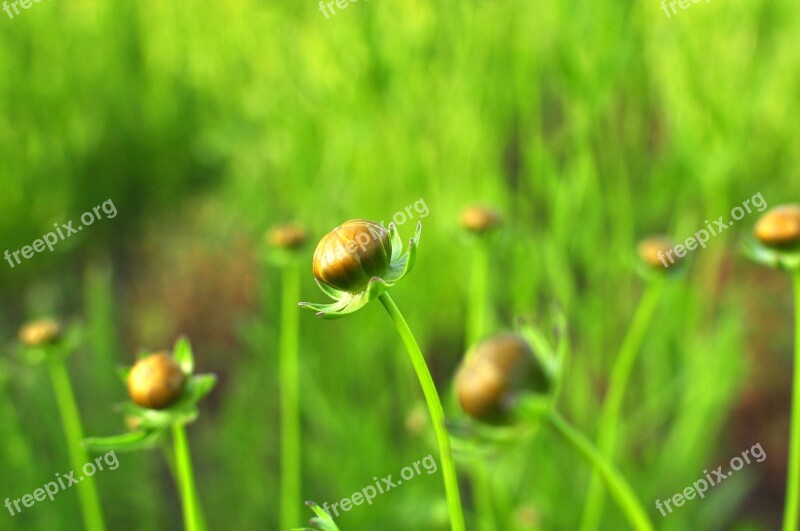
[[172, 336, 194, 374], [83, 429, 163, 453]]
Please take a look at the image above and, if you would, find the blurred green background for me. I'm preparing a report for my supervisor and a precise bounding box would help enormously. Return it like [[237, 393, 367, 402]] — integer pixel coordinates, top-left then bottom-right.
[[1, 0, 798, 529]]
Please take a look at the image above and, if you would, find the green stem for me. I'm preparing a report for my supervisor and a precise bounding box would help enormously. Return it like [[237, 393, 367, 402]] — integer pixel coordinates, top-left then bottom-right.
[[783, 270, 800, 531], [172, 424, 206, 531], [47, 359, 105, 531], [469, 461, 495, 531], [580, 280, 663, 531], [546, 410, 654, 531], [466, 241, 495, 531], [467, 242, 490, 348], [280, 262, 302, 530], [378, 292, 465, 531]]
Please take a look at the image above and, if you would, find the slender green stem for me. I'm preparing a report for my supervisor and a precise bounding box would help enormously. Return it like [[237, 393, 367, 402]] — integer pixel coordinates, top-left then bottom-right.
[[783, 270, 800, 531], [580, 280, 663, 531], [465, 241, 495, 531], [467, 241, 490, 349], [469, 461, 495, 531], [172, 424, 206, 531], [546, 411, 654, 531], [47, 359, 105, 531], [378, 292, 465, 531], [280, 262, 302, 530]]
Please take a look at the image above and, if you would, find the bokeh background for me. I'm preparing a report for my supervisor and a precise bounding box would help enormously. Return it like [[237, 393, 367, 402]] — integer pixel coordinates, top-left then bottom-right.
[[1, 0, 799, 529]]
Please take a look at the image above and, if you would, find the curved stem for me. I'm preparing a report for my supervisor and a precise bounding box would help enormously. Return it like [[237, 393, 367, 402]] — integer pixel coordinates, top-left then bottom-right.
[[379, 292, 465, 531], [280, 262, 302, 530], [466, 241, 495, 531], [546, 410, 654, 531], [783, 270, 800, 531], [172, 424, 206, 531], [580, 280, 663, 531], [48, 359, 106, 531]]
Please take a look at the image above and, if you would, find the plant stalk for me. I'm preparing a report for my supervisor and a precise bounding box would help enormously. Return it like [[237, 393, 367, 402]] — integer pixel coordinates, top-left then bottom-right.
[[467, 241, 490, 348], [172, 424, 206, 531], [580, 280, 663, 531], [546, 410, 654, 531], [48, 359, 106, 531], [466, 240, 495, 531], [783, 269, 800, 531], [280, 262, 302, 530], [379, 292, 465, 531]]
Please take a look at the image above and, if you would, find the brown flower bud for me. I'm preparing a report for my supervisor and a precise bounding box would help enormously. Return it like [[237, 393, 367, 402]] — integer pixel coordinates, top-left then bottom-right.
[[18, 318, 62, 347], [460, 205, 502, 235], [128, 352, 186, 409], [268, 224, 308, 250], [312, 219, 392, 293], [754, 204, 800, 249], [456, 334, 550, 425], [637, 236, 680, 269]]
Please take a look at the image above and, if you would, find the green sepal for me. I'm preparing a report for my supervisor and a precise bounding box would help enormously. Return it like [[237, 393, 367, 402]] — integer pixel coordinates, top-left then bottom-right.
[[83, 429, 163, 453], [172, 336, 194, 374], [116, 366, 131, 386], [292, 501, 341, 531], [743, 237, 800, 272], [181, 373, 217, 403], [120, 402, 199, 430]]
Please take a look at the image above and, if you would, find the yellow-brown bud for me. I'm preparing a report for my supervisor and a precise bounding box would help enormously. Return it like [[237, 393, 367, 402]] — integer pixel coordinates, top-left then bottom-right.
[[637, 236, 679, 269], [312, 219, 392, 293], [128, 352, 186, 409], [456, 334, 550, 425], [754, 205, 800, 249], [18, 319, 62, 347], [460, 205, 502, 235], [268, 224, 308, 250]]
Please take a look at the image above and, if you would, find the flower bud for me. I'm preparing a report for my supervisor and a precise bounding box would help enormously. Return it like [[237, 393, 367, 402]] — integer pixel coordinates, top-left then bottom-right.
[[18, 318, 62, 347], [312, 219, 392, 293], [637, 236, 680, 269], [456, 334, 551, 425], [754, 204, 800, 249], [128, 352, 186, 409], [460, 205, 502, 235], [268, 224, 308, 250]]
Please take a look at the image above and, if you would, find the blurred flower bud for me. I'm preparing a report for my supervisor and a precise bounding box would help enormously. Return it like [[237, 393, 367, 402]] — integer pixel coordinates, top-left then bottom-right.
[[312, 219, 392, 293], [128, 352, 186, 409], [460, 205, 502, 235], [18, 318, 62, 347], [405, 402, 428, 437], [637, 236, 680, 270], [456, 333, 551, 425], [268, 223, 308, 251], [755, 204, 800, 249]]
